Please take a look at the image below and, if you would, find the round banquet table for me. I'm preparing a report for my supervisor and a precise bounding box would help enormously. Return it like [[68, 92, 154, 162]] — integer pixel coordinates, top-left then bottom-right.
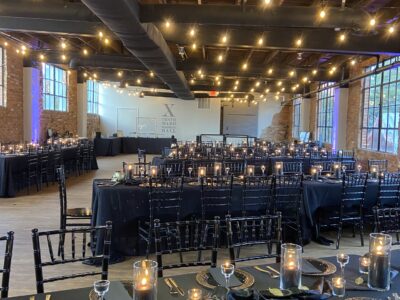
[[91, 178, 380, 260]]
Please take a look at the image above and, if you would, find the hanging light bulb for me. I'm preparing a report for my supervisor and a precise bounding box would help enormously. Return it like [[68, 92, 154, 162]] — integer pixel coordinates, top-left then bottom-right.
[[192, 43, 197, 50], [235, 80, 239, 85], [295, 38, 302, 47], [104, 38, 110, 45], [117, 71, 123, 77], [82, 48, 89, 56], [265, 88, 270, 93], [149, 71, 154, 77], [350, 59, 357, 66], [257, 37, 264, 46], [189, 28, 196, 37], [165, 20, 171, 28], [268, 68, 273, 74], [136, 78, 142, 85], [221, 34, 228, 44], [61, 54, 67, 61], [289, 70, 295, 77], [255, 81, 260, 87], [388, 25, 396, 34], [83, 72, 87, 78], [277, 81, 282, 86], [369, 17, 376, 27], [312, 69, 318, 75], [60, 41, 67, 49], [190, 79, 195, 84], [98, 31, 104, 38], [3, 41, 8, 47], [217, 54, 224, 62], [264, 0, 272, 5], [39, 54, 45, 61], [319, 8, 326, 19], [242, 62, 248, 70], [93, 73, 97, 79], [339, 33, 346, 42]]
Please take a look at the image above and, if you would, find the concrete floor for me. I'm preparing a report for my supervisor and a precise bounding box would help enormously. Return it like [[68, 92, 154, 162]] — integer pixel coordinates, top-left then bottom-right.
[[0, 154, 386, 297]]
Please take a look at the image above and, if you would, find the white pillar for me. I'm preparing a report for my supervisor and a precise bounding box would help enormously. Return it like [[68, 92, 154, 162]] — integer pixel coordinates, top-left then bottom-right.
[[300, 97, 311, 132], [23, 67, 41, 143], [77, 82, 88, 137], [333, 88, 349, 150]]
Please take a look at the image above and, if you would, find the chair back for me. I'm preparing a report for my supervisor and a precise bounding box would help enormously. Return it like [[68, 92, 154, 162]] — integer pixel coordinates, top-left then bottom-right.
[[56, 166, 67, 229], [339, 150, 355, 160], [312, 160, 332, 174], [373, 207, 400, 245], [201, 175, 233, 220], [154, 217, 220, 277], [32, 222, 112, 293], [222, 160, 246, 176], [149, 177, 184, 223], [273, 174, 303, 218], [191, 160, 214, 177], [377, 173, 400, 208], [283, 162, 303, 174], [242, 176, 274, 215], [341, 160, 356, 173], [368, 159, 388, 173], [27, 154, 39, 172], [226, 214, 281, 264], [341, 173, 368, 204], [161, 160, 184, 177], [0, 232, 14, 298]]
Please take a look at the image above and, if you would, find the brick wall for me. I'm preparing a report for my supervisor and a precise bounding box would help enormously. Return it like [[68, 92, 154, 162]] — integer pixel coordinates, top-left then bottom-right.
[[87, 114, 100, 139], [39, 68, 78, 142], [261, 103, 292, 142], [0, 39, 23, 143]]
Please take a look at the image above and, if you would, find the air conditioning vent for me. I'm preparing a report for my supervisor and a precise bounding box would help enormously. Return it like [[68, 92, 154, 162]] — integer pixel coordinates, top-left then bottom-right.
[[198, 98, 210, 109]]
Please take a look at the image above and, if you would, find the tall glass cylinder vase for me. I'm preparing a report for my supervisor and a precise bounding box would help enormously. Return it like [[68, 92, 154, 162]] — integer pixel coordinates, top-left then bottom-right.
[[133, 260, 158, 300], [368, 233, 392, 291], [280, 243, 302, 289]]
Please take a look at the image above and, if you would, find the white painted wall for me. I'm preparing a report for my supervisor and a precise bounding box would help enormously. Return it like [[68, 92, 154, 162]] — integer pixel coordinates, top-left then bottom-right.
[[222, 102, 258, 136], [99, 85, 221, 141]]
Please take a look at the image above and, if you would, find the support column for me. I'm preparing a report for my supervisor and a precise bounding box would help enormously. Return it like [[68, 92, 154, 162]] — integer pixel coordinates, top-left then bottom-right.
[[77, 82, 87, 137], [332, 88, 349, 150], [23, 67, 40, 143]]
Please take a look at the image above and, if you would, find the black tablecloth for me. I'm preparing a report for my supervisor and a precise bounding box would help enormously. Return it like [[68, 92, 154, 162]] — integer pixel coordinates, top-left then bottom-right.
[[92, 180, 333, 258], [8, 281, 130, 300], [94, 137, 122, 156], [0, 147, 98, 198], [121, 137, 171, 154], [157, 251, 400, 300]]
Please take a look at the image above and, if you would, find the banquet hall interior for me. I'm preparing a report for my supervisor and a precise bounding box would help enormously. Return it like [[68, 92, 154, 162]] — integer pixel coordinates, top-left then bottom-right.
[[1, 0, 400, 299]]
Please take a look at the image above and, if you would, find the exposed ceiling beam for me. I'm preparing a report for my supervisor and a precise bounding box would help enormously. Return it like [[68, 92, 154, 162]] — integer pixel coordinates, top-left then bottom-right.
[[162, 26, 400, 56], [139, 4, 397, 29], [176, 60, 340, 81]]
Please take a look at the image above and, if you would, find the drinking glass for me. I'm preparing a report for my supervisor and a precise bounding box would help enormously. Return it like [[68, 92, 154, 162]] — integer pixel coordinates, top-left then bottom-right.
[[188, 167, 193, 177], [225, 167, 230, 176], [166, 167, 172, 177], [336, 253, 349, 277], [221, 263, 235, 290], [94, 280, 110, 300], [342, 165, 347, 174], [357, 164, 362, 173], [261, 165, 266, 176]]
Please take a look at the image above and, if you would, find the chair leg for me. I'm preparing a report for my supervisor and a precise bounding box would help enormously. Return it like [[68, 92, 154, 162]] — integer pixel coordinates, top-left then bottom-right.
[[336, 221, 342, 250]]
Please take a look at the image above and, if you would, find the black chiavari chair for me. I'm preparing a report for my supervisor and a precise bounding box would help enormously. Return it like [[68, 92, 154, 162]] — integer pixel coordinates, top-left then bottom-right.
[[135, 149, 150, 176], [26, 154, 40, 194], [81, 144, 91, 172], [57, 166, 91, 230], [327, 173, 368, 249], [139, 176, 184, 258], [154, 217, 220, 277], [368, 159, 388, 173], [222, 160, 246, 176], [88, 143, 95, 170], [273, 174, 303, 246], [191, 160, 214, 177], [160, 160, 185, 177], [38, 149, 50, 189], [32, 222, 112, 293], [282, 162, 303, 175], [373, 206, 400, 245], [242, 176, 274, 216], [377, 173, 400, 208], [312, 160, 333, 175], [226, 214, 282, 264], [0, 232, 14, 298], [201, 175, 233, 221], [52, 150, 63, 182], [341, 160, 356, 173], [339, 150, 355, 161]]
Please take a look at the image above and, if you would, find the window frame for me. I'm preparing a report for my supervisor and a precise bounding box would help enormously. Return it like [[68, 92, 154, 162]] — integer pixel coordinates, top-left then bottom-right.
[[42, 63, 68, 112], [360, 56, 400, 154], [316, 82, 335, 144], [87, 79, 99, 115], [0, 46, 6, 107]]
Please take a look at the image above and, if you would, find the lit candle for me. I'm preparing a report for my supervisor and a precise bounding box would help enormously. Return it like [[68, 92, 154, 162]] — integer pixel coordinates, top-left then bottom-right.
[[247, 165, 255, 176], [368, 234, 391, 291], [370, 165, 378, 179], [188, 288, 202, 300], [275, 162, 283, 176], [311, 167, 318, 180], [332, 276, 346, 297], [150, 166, 157, 178], [359, 255, 370, 274], [280, 244, 302, 289], [214, 162, 222, 176]]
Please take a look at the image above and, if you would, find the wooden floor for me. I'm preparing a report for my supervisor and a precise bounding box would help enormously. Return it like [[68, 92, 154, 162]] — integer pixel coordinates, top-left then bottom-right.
[[0, 154, 384, 296]]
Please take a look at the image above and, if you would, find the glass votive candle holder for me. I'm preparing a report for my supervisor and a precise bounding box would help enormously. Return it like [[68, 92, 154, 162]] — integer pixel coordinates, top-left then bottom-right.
[[359, 255, 370, 274], [188, 288, 202, 300], [332, 277, 346, 297]]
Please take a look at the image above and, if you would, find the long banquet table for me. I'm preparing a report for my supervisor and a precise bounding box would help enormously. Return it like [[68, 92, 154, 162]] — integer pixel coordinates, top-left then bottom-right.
[[0, 146, 98, 197], [94, 137, 171, 156], [91, 178, 380, 260]]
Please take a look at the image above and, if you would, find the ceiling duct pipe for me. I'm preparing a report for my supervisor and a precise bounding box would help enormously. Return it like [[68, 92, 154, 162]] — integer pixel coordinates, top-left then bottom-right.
[[80, 0, 194, 100]]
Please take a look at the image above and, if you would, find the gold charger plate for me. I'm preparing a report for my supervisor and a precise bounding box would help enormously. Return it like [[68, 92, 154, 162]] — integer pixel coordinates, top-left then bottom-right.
[[302, 257, 337, 276], [138, 183, 162, 187], [196, 269, 255, 290]]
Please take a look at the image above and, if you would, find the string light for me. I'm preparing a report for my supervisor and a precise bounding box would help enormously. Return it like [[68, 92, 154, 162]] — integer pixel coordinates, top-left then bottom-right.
[[250, 88, 255, 92], [388, 25, 396, 34], [289, 70, 295, 77], [339, 33, 346, 42], [104, 38, 110, 45], [189, 28, 196, 37], [83, 72, 87, 78], [255, 81, 260, 87], [242, 62, 248, 70], [136, 78, 142, 85], [197, 69, 203, 75], [117, 71, 123, 77], [39, 54, 45, 61], [192, 43, 197, 50], [190, 79, 195, 84], [98, 31, 104, 38], [233, 85, 238, 90], [217, 54, 224, 62], [265, 88, 270, 93], [281, 87, 285, 92], [277, 81, 282, 86], [264, 0, 272, 5], [302, 76, 308, 83], [125, 83, 129, 88], [61, 54, 67, 61], [257, 37, 264, 46], [165, 20, 171, 28], [221, 35, 228, 44], [319, 8, 326, 19], [60, 42, 67, 49], [235, 80, 239, 85], [369, 17, 376, 27], [93, 73, 97, 79], [295, 38, 302, 47], [82, 48, 89, 56], [312, 69, 318, 75], [350, 59, 356, 66], [267, 68, 273, 74], [149, 71, 154, 77], [3, 41, 8, 47]]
